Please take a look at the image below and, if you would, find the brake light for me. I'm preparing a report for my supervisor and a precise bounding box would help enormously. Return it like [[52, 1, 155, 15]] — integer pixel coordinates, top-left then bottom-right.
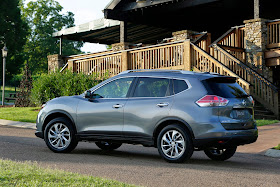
[[196, 95, 229, 107]]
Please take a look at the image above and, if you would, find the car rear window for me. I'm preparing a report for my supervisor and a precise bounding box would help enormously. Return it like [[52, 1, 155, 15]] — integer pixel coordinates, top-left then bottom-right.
[[202, 77, 248, 98]]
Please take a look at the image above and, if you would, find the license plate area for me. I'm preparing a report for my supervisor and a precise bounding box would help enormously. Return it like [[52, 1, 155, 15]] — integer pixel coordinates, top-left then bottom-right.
[[230, 109, 251, 119]]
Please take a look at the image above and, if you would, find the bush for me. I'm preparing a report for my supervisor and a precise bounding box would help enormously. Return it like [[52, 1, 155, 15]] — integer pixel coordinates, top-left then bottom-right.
[[31, 70, 105, 106]]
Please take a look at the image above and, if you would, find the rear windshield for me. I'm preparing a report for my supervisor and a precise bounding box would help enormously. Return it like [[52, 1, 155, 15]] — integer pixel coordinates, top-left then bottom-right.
[[202, 78, 248, 98]]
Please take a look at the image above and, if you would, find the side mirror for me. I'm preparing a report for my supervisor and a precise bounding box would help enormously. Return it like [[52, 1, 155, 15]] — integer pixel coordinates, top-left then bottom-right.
[[85, 90, 92, 99]]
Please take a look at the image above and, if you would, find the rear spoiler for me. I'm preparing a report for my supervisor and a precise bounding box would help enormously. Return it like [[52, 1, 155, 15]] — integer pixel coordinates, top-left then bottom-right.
[[200, 76, 237, 83]]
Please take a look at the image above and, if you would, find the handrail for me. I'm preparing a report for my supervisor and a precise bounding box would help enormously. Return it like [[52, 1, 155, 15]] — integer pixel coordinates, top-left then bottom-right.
[[210, 26, 245, 49], [190, 43, 250, 91], [213, 44, 278, 91]]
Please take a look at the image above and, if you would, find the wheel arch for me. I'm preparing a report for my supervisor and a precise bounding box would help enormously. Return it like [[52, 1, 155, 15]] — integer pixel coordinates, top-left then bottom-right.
[[153, 117, 194, 146], [42, 110, 76, 136]]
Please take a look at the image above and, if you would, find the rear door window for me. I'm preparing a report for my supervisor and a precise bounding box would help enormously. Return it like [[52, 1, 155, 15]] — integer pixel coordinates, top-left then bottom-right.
[[202, 77, 248, 98], [132, 77, 172, 97]]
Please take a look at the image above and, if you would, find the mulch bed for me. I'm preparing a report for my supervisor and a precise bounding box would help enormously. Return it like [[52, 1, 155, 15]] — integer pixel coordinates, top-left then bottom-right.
[[0, 105, 15, 108]]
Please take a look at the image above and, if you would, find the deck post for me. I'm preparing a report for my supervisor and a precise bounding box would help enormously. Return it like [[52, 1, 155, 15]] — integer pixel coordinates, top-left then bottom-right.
[[121, 51, 129, 71], [68, 61, 74, 73], [120, 21, 127, 43], [47, 54, 64, 73], [59, 37, 63, 55], [183, 40, 191, 71], [254, 0, 260, 19]]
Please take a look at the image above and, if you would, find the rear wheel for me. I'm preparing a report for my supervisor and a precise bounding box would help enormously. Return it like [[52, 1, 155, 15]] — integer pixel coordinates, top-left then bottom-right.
[[157, 124, 193, 163], [204, 146, 237, 161], [95, 141, 122, 151], [44, 117, 78, 153]]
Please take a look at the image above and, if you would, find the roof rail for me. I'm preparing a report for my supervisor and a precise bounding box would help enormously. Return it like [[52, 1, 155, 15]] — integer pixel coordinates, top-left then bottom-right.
[[118, 69, 185, 75]]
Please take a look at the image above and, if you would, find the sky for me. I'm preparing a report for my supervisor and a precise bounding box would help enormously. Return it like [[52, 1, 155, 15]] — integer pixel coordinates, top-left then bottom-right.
[[25, 0, 112, 53]]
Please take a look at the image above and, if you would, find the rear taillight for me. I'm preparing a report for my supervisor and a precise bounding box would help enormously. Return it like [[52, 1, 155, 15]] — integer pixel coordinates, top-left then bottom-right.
[[196, 95, 229, 107]]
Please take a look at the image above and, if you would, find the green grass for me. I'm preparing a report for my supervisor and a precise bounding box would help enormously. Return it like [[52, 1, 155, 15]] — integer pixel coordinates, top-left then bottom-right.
[[0, 86, 18, 103], [0, 159, 135, 187], [0, 107, 40, 123], [256, 120, 279, 127], [274, 144, 280, 150]]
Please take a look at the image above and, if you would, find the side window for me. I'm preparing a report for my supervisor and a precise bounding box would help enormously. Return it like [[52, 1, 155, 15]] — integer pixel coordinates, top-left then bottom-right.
[[133, 77, 171, 97], [173, 79, 188, 94], [94, 78, 133, 98]]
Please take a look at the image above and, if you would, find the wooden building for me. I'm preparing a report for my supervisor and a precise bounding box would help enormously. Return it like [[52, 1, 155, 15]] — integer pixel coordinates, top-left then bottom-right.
[[49, 0, 280, 118]]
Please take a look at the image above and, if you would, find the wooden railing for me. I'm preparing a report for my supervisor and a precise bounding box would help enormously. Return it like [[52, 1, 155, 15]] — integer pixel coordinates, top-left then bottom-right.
[[211, 44, 279, 116], [191, 43, 250, 93], [211, 26, 246, 63], [127, 41, 185, 70], [65, 51, 123, 78], [193, 32, 211, 53], [267, 20, 280, 49]]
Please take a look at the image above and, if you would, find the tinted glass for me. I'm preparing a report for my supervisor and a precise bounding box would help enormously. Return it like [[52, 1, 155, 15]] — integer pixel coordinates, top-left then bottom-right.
[[133, 78, 171, 97], [173, 79, 188, 94], [94, 78, 133, 98], [203, 80, 248, 98]]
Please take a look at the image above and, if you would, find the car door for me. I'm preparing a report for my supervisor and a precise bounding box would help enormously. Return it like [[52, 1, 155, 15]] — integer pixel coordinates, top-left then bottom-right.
[[123, 77, 174, 141], [76, 77, 134, 137]]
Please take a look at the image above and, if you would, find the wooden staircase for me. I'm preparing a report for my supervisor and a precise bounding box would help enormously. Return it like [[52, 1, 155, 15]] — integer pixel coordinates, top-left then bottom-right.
[[191, 25, 279, 119]]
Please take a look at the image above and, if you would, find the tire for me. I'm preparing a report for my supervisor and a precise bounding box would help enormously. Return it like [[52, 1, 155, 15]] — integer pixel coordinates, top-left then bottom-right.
[[44, 117, 78, 153], [204, 146, 237, 161], [157, 124, 193, 163], [95, 141, 122, 151]]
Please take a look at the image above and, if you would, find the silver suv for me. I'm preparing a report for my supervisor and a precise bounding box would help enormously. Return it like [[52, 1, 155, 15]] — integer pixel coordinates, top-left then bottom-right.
[[35, 70, 258, 163]]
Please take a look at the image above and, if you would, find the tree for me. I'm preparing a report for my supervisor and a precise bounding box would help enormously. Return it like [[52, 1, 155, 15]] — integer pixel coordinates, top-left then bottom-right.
[[21, 0, 83, 74], [0, 0, 28, 80]]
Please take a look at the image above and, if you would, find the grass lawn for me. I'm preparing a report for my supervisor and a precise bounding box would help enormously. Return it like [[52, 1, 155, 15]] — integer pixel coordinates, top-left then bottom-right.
[[256, 119, 279, 127], [0, 107, 40, 123], [0, 159, 135, 187], [0, 86, 18, 103], [275, 144, 280, 150]]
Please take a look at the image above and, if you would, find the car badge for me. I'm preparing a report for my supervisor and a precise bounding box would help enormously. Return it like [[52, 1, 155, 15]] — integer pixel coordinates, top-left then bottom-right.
[[242, 100, 246, 106]]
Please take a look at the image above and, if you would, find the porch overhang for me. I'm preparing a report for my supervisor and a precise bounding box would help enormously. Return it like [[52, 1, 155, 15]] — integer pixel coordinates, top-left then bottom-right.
[[53, 18, 176, 45], [104, 0, 280, 39]]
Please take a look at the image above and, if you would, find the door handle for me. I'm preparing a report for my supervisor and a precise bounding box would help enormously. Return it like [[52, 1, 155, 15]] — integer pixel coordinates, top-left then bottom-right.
[[112, 104, 123, 109], [157, 103, 169, 107]]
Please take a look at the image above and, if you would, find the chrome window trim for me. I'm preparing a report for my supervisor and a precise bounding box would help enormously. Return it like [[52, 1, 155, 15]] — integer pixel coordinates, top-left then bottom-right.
[[89, 75, 192, 100]]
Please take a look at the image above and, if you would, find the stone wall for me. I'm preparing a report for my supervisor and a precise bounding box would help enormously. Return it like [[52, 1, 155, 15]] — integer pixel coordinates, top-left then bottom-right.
[[172, 30, 196, 41], [47, 54, 64, 73], [244, 18, 273, 81]]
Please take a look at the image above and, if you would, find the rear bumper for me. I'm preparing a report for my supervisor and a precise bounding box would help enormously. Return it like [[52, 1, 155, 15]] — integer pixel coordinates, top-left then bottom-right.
[[193, 129, 258, 149]]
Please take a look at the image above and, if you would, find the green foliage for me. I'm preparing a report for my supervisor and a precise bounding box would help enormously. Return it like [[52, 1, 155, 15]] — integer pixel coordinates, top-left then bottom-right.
[[0, 0, 28, 80], [0, 159, 135, 186], [31, 71, 103, 105], [21, 0, 83, 74], [274, 144, 280, 150]]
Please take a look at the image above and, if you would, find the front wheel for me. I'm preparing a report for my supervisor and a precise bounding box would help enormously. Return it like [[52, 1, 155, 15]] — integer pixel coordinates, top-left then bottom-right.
[[204, 146, 237, 161], [157, 124, 193, 163], [44, 117, 78, 153], [95, 141, 122, 151]]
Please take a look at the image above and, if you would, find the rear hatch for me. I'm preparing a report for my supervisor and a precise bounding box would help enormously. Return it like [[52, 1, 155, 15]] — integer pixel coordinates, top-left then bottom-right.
[[202, 77, 255, 130]]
